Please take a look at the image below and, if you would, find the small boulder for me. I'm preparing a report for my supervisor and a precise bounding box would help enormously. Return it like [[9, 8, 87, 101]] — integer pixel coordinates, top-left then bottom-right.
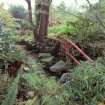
[[39, 53, 54, 64], [59, 73, 71, 84], [40, 57, 54, 63], [38, 53, 52, 58], [50, 60, 67, 73]]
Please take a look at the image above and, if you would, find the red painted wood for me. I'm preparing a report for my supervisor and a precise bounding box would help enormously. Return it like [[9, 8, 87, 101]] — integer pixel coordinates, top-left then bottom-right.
[[67, 40, 93, 62], [65, 49, 81, 65], [48, 37, 93, 65], [60, 37, 93, 65], [64, 42, 80, 65]]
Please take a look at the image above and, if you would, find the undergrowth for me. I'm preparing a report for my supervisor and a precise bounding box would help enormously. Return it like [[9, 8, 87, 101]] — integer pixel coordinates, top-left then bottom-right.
[[1, 75, 20, 105], [1, 56, 71, 105], [14, 34, 33, 42], [65, 61, 105, 105], [23, 57, 71, 105]]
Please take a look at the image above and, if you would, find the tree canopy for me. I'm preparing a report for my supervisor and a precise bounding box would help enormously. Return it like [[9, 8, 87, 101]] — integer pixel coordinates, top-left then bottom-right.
[[9, 5, 28, 19]]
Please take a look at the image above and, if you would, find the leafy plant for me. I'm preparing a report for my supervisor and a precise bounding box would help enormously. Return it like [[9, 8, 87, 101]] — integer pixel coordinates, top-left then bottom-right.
[[0, 8, 27, 69], [65, 61, 105, 105], [48, 25, 66, 35], [0, 5, 16, 65], [1, 75, 20, 105], [0, 4, 15, 31], [9, 5, 27, 19], [24, 72, 71, 105]]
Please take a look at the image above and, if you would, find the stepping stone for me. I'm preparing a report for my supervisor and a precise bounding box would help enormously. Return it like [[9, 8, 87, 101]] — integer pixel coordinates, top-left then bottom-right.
[[39, 53, 54, 64], [50, 60, 67, 72], [39, 53, 52, 58], [40, 57, 54, 63]]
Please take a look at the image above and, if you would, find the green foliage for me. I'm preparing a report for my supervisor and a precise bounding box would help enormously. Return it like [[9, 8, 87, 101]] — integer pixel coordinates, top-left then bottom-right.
[[1, 1, 105, 105], [0, 6, 27, 68], [49, 1, 105, 42], [65, 19, 101, 41], [1, 75, 20, 105], [0, 31, 15, 59], [15, 34, 33, 42], [84, 0, 105, 22], [0, 5, 15, 59], [48, 25, 66, 35], [56, 1, 66, 14], [9, 5, 27, 19], [0, 31, 27, 69], [49, 1, 78, 24], [24, 72, 70, 105], [65, 61, 105, 105], [49, 16, 103, 42], [0, 28, 15, 68], [0, 4, 15, 31]]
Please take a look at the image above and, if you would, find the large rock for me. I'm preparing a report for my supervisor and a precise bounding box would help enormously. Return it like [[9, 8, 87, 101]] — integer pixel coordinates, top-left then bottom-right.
[[49, 60, 69, 73]]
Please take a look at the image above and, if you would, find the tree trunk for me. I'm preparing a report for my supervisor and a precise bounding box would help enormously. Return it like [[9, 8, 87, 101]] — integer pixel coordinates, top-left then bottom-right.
[[34, 0, 52, 43], [25, 0, 33, 24]]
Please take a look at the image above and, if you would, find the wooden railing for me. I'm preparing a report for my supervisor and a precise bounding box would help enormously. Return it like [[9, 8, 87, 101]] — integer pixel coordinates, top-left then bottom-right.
[[58, 37, 93, 65]]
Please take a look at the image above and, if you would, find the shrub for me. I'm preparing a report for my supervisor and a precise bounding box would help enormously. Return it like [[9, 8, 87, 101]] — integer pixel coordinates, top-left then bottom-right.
[[48, 25, 66, 35], [48, 17, 102, 42], [0, 7, 26, 68], [9, 5, 27, 19], [65, 61, 105, 105], [0, 4, 15, 32], [24, 72, 71, 105]]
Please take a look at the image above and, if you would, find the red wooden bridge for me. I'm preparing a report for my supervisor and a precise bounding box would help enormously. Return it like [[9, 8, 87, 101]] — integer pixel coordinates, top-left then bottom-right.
[[50, 37, 93, 65]]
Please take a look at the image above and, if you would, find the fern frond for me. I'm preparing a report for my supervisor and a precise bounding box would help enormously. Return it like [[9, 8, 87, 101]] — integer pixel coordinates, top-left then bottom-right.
[[24, 73, 46, 90], [1, 75, 20, 105]]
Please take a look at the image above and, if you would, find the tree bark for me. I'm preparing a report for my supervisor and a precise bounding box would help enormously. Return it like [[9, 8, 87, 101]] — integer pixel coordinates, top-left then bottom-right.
[[25, 0, 33, 24], [34, 0, 52, 43]]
